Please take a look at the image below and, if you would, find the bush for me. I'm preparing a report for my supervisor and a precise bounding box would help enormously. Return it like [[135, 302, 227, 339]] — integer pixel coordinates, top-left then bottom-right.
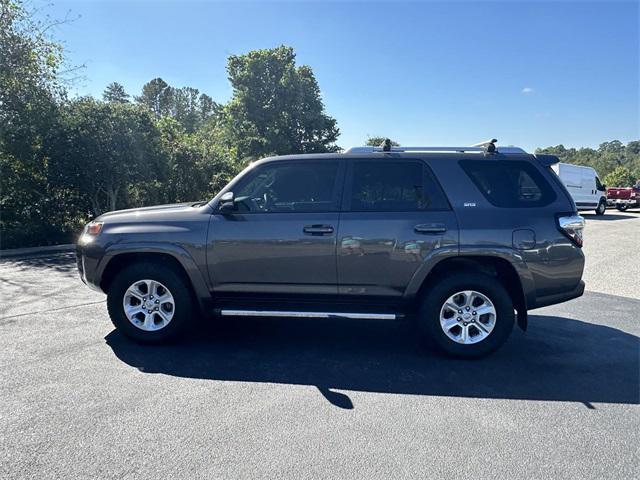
[[604, 166, 636, 188]]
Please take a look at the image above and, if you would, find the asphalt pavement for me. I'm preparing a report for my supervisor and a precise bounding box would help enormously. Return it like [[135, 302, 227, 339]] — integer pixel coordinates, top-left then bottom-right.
[[1, 210, 639, 479]]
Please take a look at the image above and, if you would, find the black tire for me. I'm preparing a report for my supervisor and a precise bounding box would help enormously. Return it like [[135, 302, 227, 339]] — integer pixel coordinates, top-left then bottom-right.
[[616, 204, 628, 212], [106, 262, 194, 343], [595, 199, 606, 216], [418, 272, 515, 358]]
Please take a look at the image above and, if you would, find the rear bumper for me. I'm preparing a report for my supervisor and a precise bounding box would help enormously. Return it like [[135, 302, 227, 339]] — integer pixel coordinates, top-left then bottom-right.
[[607, 198, 638, 206], [530, 280, 585, 310]]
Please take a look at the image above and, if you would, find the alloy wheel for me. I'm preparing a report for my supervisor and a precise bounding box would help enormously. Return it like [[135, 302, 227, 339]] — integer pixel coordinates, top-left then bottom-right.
[[122, 279, 175, 331], [439, 290, 497, 344]]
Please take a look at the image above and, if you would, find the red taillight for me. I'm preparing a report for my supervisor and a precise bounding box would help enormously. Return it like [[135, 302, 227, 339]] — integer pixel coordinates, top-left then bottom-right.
[[558, 215, 585, 247]]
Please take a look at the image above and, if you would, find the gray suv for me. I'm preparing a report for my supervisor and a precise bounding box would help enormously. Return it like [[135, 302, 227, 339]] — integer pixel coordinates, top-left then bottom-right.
[[76, 140, 586, 357]]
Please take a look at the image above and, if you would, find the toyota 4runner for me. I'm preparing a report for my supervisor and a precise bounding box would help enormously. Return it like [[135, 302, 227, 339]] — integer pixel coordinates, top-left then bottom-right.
[[77, 140, 586, 358]]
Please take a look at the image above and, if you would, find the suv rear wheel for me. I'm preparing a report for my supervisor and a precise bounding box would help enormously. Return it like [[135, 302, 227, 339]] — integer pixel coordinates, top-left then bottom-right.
[[418, 273, 515, 358], [106, 262, 193, 343]]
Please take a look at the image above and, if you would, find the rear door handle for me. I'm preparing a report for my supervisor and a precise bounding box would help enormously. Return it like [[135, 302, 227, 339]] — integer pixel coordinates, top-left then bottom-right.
[[303, 225, 334, 235], [414, 223, 447, 234]]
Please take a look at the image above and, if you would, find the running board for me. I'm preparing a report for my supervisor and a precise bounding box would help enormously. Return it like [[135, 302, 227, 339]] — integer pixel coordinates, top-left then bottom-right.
[[217, 309, 399, 320]]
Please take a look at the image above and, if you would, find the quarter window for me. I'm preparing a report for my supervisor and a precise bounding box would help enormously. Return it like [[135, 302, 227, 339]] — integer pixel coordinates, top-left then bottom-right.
[[459, 160, 556, 208], [349, 160, 449, 211]]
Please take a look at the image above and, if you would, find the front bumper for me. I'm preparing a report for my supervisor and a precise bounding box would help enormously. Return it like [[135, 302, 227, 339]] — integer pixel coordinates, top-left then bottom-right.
[[76, 243, 106, 293]]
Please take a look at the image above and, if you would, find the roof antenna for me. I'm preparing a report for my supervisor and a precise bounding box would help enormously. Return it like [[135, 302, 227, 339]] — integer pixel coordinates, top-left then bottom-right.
[[381, 138, 392, 152]]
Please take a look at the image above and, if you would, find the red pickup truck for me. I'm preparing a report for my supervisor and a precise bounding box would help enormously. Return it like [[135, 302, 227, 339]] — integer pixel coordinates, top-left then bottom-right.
[[607, 183, 640, 211]]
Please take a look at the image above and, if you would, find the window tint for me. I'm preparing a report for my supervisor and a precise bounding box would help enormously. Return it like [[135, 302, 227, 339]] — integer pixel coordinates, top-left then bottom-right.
[[595, 176, 604, 190], [460, 160, 556, 208], [233, 161, 339, 213], [349, 160, 449, 211]]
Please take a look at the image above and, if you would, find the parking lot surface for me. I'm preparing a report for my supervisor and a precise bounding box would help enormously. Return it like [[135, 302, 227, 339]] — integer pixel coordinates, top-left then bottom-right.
[[1, 211, 639, 479]]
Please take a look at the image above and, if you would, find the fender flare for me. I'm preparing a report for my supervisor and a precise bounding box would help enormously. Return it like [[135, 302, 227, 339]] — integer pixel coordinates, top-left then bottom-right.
[[405, 247, 535, 331], [99, 242, 211, 311]]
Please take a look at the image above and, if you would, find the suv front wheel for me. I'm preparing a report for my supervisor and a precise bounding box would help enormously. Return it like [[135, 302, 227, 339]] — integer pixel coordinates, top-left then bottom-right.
[[106, 262, 193, 343], [419, 273, 515, 358]]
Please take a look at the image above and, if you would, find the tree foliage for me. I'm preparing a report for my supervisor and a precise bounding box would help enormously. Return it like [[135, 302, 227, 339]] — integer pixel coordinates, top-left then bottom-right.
[[103, 82, 130, 103], [0, 10, 342, 249], [136, 78, 218, 133], [1, 1, 638, 250], [1, 0, 67, 247], [222, 45, 340, 159], [136, 77, 173, 119], [48, 98, 165, 215], [536, 141, 640, 186], [604, 166, 636, 188]]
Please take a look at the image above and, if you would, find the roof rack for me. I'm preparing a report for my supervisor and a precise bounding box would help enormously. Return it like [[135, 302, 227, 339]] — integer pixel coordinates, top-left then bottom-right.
[[344, 139, 527, 155]]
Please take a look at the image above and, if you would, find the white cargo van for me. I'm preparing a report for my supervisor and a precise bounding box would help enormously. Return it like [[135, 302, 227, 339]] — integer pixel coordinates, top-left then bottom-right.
[[551, 163, 607, 215]]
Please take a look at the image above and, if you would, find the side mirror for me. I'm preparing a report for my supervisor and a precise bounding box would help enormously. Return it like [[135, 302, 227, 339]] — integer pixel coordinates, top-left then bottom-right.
[[602, 184, 607, 191], [219, 191, 235, 214]]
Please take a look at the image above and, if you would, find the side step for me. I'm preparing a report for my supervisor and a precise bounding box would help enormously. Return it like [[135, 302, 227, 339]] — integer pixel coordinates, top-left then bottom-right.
[[217, 309, 400, 320]]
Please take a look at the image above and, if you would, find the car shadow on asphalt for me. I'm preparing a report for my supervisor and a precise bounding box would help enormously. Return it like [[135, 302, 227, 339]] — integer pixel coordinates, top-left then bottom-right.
[[582, 212, 639, 221], [105, 314, 639, 409]]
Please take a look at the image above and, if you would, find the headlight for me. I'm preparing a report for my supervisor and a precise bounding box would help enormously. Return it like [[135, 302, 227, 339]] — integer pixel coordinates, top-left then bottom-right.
[[85, 221, 104, 235], [79, 222, 103, 245]]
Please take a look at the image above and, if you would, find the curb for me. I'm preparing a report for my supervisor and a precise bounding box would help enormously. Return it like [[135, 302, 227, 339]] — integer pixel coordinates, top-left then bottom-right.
[[0, 244, 76, 259]]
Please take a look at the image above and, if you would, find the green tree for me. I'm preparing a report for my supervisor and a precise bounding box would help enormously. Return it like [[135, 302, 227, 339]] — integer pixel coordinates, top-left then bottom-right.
[[103, 82, 130, 103], [223, 45, 339, 159], [136, 79, 219, 132], [171, 86, 219, 133], [137, 77, 173, 119], [604, 166, 636, 188], [198, 93, 218, 123], [49, 98, 165, 216], [156, 117, 212, 202], [598, 140, 625, 155], [0, 0, 68, 247], [365, 137, 400, 147], [536, 140, 640, 182], [192, 121, 243, 196], [626, 140, 640, 156]]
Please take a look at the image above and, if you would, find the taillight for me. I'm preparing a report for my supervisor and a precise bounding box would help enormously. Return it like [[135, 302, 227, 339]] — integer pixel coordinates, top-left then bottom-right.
[[558, 215, 585, 247]]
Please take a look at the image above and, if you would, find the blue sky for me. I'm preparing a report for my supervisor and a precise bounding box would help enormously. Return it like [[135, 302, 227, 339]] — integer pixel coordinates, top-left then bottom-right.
[[47, 0, 638, 151]]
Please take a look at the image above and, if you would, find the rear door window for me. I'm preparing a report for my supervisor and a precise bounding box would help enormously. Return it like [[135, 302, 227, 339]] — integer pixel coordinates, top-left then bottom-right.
[[347, 159, 450, 211], [459, 160, 556, 208]]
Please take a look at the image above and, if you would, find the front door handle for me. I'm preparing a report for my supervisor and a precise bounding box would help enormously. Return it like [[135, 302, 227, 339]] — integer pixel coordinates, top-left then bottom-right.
[[303, 225, 334, 235], [414, 223, 447, 234]]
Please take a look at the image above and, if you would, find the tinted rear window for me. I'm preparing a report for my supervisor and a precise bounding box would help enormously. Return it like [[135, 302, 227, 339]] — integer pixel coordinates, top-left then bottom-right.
[[459, 160, 556, 208], [349, 160, 450, 211]]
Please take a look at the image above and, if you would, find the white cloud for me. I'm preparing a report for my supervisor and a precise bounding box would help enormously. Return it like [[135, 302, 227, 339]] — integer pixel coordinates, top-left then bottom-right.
[[522, 87, 535, 94]]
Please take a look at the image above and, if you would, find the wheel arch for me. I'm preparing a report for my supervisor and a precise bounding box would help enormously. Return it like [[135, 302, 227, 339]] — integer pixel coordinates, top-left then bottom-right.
[[412, 255, 530, 331], [99, 247, 210, 314]]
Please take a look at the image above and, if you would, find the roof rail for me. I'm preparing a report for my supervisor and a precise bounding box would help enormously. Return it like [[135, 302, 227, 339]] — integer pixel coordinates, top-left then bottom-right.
[[344, 139, 527, 155]]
